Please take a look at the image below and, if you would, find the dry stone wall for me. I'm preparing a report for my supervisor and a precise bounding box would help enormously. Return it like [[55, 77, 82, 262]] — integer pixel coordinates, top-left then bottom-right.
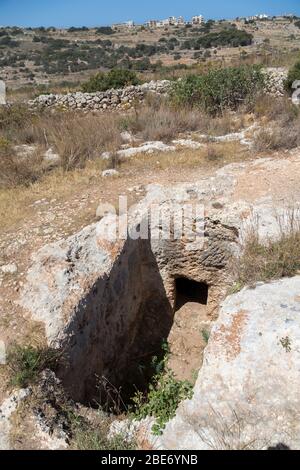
[[28, 68, 288, 111], [28, 80, 171, 111]]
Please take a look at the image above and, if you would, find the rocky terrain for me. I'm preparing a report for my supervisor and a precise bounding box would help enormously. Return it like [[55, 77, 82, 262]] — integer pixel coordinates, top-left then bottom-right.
[[1, 142, 300, 449], [0, 32, 300, 449]]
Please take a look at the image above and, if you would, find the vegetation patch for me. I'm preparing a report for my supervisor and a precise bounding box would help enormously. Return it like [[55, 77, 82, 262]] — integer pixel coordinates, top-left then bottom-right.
[[71, 417, 136, 450], [183, 28, 253, 50], [7, 345, 61, 388], [131, 345, 193, 436], [171, 65, 265, 114], [81, 69, 140, 92], [285, 60, 300, 93], [234, 213, 300, 288]]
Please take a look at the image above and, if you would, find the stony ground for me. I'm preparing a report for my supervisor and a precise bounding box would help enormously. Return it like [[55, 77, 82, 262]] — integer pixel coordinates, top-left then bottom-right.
[[1, 130, 300, 448]]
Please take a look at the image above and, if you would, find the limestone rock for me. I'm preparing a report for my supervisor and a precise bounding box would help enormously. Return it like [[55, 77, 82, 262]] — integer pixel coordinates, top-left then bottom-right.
[[0, 81, 6, 105], [118, 141, 176, 158], [156, 276, 300, 450], [101, 169, 119, 178], [0, 341, 6, 365], [1, 264, 18, 275], [0, 389, 30, 450], [43, 148, 61, 164]]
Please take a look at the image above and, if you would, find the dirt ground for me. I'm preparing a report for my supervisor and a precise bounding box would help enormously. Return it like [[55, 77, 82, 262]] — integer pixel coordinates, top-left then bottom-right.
[[168, 301, 211, 382]]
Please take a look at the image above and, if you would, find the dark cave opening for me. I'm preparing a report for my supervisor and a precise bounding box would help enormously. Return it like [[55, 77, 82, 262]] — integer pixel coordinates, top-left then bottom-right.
[[175, 277, 209, 311]]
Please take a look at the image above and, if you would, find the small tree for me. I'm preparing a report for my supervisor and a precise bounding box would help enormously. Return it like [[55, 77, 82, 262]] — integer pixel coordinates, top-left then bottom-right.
[[285, 60, 300, 94], [171, 65, 265, 114], [82, 69, 140, 92]]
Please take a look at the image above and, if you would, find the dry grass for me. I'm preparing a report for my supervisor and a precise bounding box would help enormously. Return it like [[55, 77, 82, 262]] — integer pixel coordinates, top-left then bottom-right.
[[122, 141, 250, 172], [195, 406, 270, 450], [40, 112, 122, 171], [254, 125, 300, 152], [203, 110, 249, 137], [1, 91, 294, 192], [0, 159, 106, 230], [0, 108, 122, 187], [254, 95, 298, 123], [254, 95, 300, 152], [123, 98, 248, 143], [0, 139, 44, 188], [235, 210, 300, 288], [122, 98, 208, 143]]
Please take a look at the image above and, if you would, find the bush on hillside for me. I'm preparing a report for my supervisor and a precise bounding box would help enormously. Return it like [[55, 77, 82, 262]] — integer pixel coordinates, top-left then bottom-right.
[[188, 29, 253, 50], [171, 65, 265, 114], [285, 60, 300, 94], [81, 69, 140, 92], [95, 26, 115, 35]]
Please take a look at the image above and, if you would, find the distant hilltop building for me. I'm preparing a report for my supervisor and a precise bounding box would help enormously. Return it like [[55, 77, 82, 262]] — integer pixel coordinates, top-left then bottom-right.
[[146, 14, 205, 28], [244, 13, 269, 22], [146, 16, 185, 28], [192, 15, 205, 25], [111, 14, 206, 30], [112, 20, 135, 30]]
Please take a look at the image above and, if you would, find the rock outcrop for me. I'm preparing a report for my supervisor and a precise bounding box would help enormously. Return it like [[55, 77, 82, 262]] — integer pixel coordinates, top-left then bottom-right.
[[263, 67, 288, 97], [155, 276, 300, 450], [17, 152, 300, 448]]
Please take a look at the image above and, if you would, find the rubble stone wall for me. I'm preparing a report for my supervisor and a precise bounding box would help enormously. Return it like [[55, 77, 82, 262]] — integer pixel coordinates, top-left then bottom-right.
[[28, 68, 289, 111]]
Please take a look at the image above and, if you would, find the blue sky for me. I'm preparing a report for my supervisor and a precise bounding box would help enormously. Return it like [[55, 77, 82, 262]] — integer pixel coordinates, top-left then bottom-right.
[[1, 0, 300, 28]]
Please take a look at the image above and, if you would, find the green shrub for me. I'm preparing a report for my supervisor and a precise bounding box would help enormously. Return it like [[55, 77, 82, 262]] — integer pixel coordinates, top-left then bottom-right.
[[131, 346, 193, 436], [81, 69, 140, 92], [7, 345, 61, 388], [96, 26, 115, 35], [132, 369, 193, 435], [285, 60, 300, 93], [171, 65, 265, 114], [192, 29, 253, 49]]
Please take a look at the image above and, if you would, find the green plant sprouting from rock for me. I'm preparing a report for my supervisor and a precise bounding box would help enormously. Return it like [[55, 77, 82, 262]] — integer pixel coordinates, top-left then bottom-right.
[[131, 342, 194, 436]]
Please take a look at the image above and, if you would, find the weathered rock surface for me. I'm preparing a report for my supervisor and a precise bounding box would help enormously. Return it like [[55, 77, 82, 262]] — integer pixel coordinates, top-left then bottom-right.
[[154, 276, 300, 450], [0, 80, 6, 105], [101, 169, 119, 178], [1, 263, 18, 275], [18, 152, 300, 444], [0, 389, 29, 450], [263, 67, 288, 97]]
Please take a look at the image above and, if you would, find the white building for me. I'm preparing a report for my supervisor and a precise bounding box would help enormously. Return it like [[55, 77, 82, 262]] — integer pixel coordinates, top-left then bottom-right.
[[192, 15, 205, 25], [245, 14, 269, 22], [146, 16, 186, 28], [146, 20, 158, 28], [112, 20, 135, 30], [257, 14, 269, 20]]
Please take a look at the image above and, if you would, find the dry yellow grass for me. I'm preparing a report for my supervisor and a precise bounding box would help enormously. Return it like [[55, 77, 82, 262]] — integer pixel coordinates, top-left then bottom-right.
[[234, 210, 300, 289], [0, 140, 251, 232], [0, 159, 106, 230], [122, 141, 250, 172]]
